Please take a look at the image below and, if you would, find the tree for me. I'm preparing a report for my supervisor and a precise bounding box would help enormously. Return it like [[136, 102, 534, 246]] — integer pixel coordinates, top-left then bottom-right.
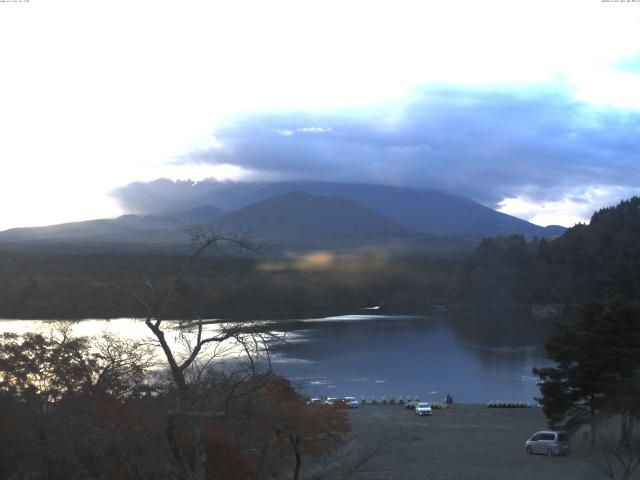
[[0, 325, 156, 407], [115, 225, 287, 480], [588, 424, 640, 480], [235, 374, 350, 480], [0, 326, 166, 480], [534, 302, 640, 445]]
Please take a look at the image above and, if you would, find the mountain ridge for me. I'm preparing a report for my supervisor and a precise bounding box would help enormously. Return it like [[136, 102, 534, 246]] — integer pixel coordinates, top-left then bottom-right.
[[215, 191, 407, 240], [164, 180, 565, 237], [0, 182, 566, 250]]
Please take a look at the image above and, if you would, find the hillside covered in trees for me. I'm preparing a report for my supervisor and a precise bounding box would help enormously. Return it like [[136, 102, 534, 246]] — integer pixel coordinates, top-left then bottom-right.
[[0, 197, 638, 320], [458, 197, 640, 307]]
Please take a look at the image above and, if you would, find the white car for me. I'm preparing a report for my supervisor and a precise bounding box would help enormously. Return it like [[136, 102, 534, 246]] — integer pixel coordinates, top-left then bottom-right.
[[344, 396, 360, 408], [324, 397, 338, 405], [525, 431, 570, 456], [415, 402, 432, 416]]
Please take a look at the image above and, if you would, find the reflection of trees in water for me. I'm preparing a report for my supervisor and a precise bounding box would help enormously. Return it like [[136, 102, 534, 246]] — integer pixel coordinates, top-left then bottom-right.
[[261, 315, 550, 402], [270, 317, 445, 359], [448, 307, 552, 380], [465, 342, 549, 374], [448, 306, 551, 348], [274, 313, 547, 364]]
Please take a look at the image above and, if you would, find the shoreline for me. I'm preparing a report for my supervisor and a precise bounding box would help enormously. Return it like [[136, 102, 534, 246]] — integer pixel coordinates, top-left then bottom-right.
[[0, 302, 564, 321]]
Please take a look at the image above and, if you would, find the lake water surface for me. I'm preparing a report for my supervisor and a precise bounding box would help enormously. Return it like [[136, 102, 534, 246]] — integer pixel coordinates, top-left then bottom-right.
[[0, 311, 552, 404], [271, 313, 551, 404]]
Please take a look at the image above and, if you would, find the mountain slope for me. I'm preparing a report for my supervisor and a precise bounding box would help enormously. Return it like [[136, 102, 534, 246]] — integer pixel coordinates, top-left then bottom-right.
[[0, 193, 408, 249], [456, 196, 640, 306], [0, 181, 565, 250], [0, 215, 179, 243], [216, 191, 407, 240], [178, 205, 225, 225], [0, 205, 223, 245], [181, 181, 562, 237]]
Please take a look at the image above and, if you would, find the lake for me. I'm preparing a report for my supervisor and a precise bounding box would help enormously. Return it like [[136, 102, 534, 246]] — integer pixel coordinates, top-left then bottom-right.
[[0, 310, 552, 404]]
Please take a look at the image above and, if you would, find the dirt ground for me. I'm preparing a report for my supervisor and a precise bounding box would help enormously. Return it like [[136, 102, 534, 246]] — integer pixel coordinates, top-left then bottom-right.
[[340, 404, 606, 480]]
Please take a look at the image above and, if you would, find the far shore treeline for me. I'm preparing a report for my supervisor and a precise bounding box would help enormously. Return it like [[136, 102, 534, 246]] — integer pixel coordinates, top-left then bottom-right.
[[0, 197, 639, 320]]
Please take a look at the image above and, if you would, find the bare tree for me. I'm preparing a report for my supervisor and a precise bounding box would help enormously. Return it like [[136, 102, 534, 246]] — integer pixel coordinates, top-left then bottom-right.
[[589, 423, 640, 480], [115, 225, 282, 480]]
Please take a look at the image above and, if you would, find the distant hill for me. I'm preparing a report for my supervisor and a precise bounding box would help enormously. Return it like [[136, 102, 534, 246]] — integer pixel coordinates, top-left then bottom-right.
[[541, 225, 566, 237], [178, 205, 224, 225], [544, 196, 640, 300], [456, 196, 640, 306], [0, 215, 180, 243], [0, 205, 223, 246], [216, 191, 406, 242], [161, 181, 564, 238], [0, 181, 567, 252]]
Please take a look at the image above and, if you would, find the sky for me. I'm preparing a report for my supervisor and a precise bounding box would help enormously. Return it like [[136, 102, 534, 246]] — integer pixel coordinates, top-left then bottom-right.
[[1, 0, 639, 230]]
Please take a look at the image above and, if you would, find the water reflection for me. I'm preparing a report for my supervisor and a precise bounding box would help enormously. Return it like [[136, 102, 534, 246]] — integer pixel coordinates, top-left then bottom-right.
[[449, 306, 551, 348], [0, 318, 268, 366], [0, 312, 552, 403], [270, 313, 551, 403]]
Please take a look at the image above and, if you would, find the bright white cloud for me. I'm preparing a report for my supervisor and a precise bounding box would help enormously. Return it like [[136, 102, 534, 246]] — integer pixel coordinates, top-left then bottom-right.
[[571, 69, 640, 110], [0, 0, 639, 229], [497, 186, 640, 227]]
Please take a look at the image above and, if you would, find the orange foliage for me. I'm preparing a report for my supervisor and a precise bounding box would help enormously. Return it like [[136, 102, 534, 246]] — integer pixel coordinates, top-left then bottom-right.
[[234, 374, 351, 477]]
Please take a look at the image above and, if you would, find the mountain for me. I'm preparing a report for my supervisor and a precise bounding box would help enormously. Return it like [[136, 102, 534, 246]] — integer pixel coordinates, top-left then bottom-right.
[[0, 205, 223, 246], [0, 215, 180, 243], [0, 181, 566, 252], [215, 191, 406, 241], [163, 181, 563, 238], [541, 225, 566, 237], [178, 205, 224, 225]]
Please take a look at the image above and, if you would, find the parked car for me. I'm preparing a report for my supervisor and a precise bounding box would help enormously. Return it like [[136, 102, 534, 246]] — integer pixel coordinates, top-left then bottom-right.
[[525, 431, 570, 456], [343, 397, 360, 408], [306, 398, 322, 405], [415, 402, 432, 416], [324, 397, 338, 405], [405, 400, 420, 409]]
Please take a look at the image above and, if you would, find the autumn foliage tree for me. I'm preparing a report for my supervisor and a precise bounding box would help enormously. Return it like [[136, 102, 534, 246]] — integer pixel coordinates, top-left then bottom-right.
[[0, 327, 169, 479], [0, 326, 156, 405], [235, 374, 350, 480]]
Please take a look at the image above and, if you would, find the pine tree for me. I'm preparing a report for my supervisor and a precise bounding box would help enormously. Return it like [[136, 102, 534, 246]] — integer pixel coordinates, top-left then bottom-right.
[[534, 302, 640, 445]]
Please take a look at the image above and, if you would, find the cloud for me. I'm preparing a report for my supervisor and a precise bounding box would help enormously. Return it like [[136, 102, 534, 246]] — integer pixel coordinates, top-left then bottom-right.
[[497, 186, 634, 228], [180, 85, 640, 207], [111, 85, 640, 224], [110, 179, 213, 215], [615, 55, 640, 74]]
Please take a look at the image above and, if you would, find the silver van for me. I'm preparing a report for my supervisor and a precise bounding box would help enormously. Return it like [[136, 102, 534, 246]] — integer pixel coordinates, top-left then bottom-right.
[[525, 431, 570, 456]]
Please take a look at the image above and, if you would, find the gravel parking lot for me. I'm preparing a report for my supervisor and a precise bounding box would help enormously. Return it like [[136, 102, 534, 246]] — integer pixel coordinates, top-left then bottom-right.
[[344, 404, 602, 480]]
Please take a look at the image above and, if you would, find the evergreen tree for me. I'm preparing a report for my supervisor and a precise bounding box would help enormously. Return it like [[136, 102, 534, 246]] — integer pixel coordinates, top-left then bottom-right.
[[534, 303, 640, 445]]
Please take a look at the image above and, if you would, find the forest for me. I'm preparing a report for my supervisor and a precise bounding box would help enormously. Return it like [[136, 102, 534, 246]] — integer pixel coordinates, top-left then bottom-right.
[[1, 197, 639, 320]]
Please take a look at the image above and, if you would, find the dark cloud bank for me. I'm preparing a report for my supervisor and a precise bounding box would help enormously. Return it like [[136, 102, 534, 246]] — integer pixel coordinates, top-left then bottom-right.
[[113, 85, 640, 214]]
